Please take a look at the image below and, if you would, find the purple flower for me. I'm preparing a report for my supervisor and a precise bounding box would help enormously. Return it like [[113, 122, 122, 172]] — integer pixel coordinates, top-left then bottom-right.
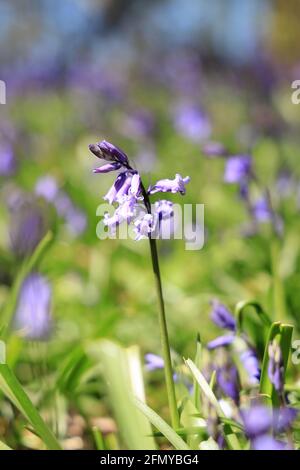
[[242, 405, 272, 439], [149, 174, 190, 195], [275, 407, 298, 433], [103, 171, 136, 204], [0, 144, 16, 176], [154, 200, 174, 221], [121, 109, 155, 139], [268, 341, 284, 393], [251, 435, 288, 451], [134, 213, 154, 240], [174, 104, 211, 142], [224, 155, 252, 184], [93, 162, 122, 174], [202, 142, 228, 158], [216, 364, 240, 404], [207, 334, 235, 350], [89, 140, 129, 165], [145, 353, 164, 371], [65, 208, 87, 236], [252, 196, 272, 222], [240, 349, 261, 384], [35, 176, 58, 202], [210, 301, 236, 331], [14, 273, 52, 340]]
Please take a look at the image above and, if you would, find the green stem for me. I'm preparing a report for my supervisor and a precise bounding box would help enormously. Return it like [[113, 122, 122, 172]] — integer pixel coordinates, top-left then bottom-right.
[[141, 183, 179, 429], [270, 238, 287, 321]]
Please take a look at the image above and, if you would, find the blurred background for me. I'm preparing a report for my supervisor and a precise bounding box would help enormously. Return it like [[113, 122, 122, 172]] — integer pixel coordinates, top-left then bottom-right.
[[1, 0, 300, 449]]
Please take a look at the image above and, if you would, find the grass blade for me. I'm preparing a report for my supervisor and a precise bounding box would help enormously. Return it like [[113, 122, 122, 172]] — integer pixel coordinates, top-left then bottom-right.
[[0, 363, 61, 450], [185, 358, 241, 450], [134, 398, 190, 450], [88, 340, 156, 450]]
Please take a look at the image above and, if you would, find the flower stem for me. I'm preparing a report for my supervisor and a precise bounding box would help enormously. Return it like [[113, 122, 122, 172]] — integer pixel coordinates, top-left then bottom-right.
[[141, 183, 179, 429], [148, 235, 179, 429]]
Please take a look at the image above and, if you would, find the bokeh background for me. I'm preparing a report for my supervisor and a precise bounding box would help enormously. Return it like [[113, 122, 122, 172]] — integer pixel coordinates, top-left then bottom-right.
[[1, 0, 300, 449]]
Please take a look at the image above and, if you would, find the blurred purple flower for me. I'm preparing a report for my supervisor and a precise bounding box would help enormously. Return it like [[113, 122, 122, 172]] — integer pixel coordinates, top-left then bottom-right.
[[149, 174, 190, 195], [65, 208, 87, 236], [240, 349, 261, 384], [252, 196, 272, 222], [207, 334, 235, 350], [210, 301, 236, 331], [216, 364, 240, 404], [14, 273, 52, 340], [0, 144, 16, 176], [35, 176, 58, 202], [145, 353, 164, 371], [224, 155, 252, 184], [242, 405, 272, 439], [252, 435, 288, 451], [174, 104, 211, 142]]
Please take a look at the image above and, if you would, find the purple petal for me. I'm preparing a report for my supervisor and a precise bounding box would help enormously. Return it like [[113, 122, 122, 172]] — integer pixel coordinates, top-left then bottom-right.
[[93, 162, 121, 173], [207, 334, 235, 350]]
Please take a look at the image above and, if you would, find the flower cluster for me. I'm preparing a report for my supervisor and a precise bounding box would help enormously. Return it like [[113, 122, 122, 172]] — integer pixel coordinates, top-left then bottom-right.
[[89, 140, 190, 240]]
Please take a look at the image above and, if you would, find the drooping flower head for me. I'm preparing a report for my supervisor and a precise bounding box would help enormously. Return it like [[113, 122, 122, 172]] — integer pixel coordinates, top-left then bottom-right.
[[89, 140, 190, 241], [216, 363, 240, 404], [14, 273, 52, 340], [240, 348, 261, 384]]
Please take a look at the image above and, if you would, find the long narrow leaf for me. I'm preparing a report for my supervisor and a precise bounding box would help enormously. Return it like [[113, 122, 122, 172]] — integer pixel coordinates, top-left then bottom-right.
[[134, 398, 190, 450], [0, 364, 61, 450], [185, 358, 241, 450]]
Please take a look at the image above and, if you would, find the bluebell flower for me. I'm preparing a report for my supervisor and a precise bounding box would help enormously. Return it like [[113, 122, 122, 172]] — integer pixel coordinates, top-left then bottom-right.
[[268, 341, 284, 393], [134, 213, 154, 241], [90, 140, 190, 241], [14, 273, 52, 340], [240, 349, 261, 384], [89, 140, 129, 165], [145, 353, 164, 371], [207, 334, 235, 350], [224, 155, 252, 184], [0, 144, 16, 176], [251, 435, 288, 451], [242, 405, 272, 439], [216, 363, 240, 404], [148, 174, 190, 195], [252, 196, 272, 222], [210, 301, 236, 331]]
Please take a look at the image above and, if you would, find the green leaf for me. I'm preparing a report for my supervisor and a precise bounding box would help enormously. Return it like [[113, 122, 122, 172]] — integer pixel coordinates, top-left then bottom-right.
[[185, 358, 241, 450], [87, 340, 156, 450], [134, 398, 190, 450], [235, 300, 272, 331], [259, 321, 293, 407], [0, 364, 61, 450]]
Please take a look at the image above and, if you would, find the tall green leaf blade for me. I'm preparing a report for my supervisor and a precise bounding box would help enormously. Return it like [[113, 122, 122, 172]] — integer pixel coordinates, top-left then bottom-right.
[[0, 364, 61, 450], [134, 398, 190, 450], [88, 340, 156, 450]]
